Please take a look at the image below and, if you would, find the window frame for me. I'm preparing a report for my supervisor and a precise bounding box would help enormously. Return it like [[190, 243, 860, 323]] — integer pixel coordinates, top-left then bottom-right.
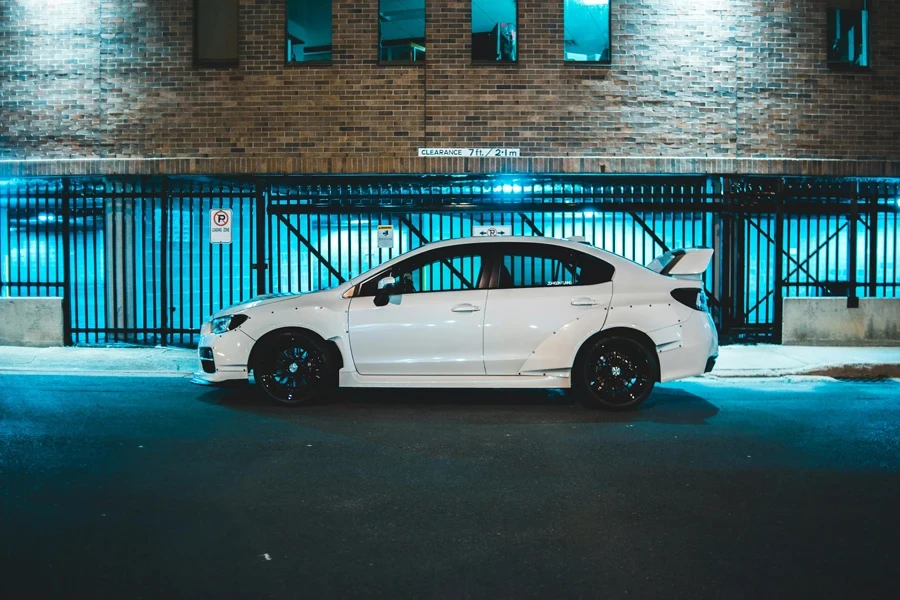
[[484, 242, 615, 290], [194, 0, 240, 68], [826, 1, 871, 71], [562, 0, 612, 67], [355, 246, 490, 297], [471, 0, 520, 66], [378, 0, 427, 65], [284, 0, 334, 66]]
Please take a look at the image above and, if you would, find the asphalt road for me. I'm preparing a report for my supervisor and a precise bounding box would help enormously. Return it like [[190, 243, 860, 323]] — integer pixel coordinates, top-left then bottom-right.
[[2, 374, 899, 599]]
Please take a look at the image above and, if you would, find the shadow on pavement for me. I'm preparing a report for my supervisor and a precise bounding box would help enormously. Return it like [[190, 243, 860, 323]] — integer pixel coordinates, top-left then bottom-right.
[[199, 383, 719, 426]]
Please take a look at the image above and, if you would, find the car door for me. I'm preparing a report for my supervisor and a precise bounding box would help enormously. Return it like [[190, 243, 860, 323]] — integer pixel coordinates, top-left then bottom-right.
[[348, 246, 489, 376], [482, 242, 614, 375]]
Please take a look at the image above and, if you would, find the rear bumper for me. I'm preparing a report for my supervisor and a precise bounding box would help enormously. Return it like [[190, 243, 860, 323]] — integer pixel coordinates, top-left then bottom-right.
[[657, 312, 718, 382]]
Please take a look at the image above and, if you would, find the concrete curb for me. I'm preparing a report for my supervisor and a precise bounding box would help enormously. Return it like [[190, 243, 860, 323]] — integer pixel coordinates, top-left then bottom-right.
[[0, 345, 898, 380]]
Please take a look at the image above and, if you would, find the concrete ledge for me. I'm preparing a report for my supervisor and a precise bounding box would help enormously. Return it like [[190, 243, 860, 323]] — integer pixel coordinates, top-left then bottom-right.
[[2, 156, 900, 178], [0, 297, 64, 347], [783, 298, 900, 346]]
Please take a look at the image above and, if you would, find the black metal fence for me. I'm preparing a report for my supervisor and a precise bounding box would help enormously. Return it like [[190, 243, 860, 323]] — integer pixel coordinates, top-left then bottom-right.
[[1, 174, 897, 346]]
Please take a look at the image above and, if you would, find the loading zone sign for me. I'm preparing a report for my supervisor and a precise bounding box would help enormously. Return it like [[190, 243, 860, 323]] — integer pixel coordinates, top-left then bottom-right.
[[210, 209, 233, 244], [377, 225, 395, 248]]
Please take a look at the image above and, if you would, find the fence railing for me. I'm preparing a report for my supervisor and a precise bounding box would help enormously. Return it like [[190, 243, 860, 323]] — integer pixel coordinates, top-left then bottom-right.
[[1, 175, 897, 346]]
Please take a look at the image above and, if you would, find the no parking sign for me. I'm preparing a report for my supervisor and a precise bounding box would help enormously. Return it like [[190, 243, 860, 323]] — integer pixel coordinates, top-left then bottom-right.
[[210, 209, 233, 244]]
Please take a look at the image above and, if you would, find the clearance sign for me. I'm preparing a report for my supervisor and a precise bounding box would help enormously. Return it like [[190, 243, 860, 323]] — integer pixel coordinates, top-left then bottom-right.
[[418, 148, 521, 158]]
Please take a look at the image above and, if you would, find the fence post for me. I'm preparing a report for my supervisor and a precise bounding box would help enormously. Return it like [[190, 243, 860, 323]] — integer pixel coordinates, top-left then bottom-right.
[[773, 180, 785, 343], [105, 182, 136, 342], [867, 184, 878, 298], [61, 177, 73, 345], [159, 178, 170, 347], [254, 180, 267, 295], [848, 182, 859, 308]]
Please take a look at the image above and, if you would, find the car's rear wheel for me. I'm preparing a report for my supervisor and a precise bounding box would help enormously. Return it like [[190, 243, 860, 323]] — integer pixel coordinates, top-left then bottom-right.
[[253, 331, 334, 405], [575, 335, 657, 410]]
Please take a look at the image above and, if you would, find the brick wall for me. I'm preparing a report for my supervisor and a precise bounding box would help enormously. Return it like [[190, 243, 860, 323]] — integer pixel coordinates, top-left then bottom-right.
[[1, 0, 898, 172]]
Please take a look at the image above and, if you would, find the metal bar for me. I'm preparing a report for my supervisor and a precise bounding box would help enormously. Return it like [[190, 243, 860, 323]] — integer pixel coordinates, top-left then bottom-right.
[[159, 179, 170, 346], [518, 213, 543, 236], [773, 182, 784, 341], [868, 190, 878, 297], [848, 184, 859, 304], [255, 181, 267, 295], [275, 214, 346, 284], [629, 211, 669, 253], [747, 212, 842, 290], [61, 178, 72, 345]]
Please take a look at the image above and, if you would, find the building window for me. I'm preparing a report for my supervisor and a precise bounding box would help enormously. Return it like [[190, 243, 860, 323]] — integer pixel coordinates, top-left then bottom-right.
[[194, 0, 239, 66], [564, 0, 610, 64], [828, 1, 869, 68], [472, 1, 517, 62], [286, 0, 332, 63], [379, 0, 426, 62]]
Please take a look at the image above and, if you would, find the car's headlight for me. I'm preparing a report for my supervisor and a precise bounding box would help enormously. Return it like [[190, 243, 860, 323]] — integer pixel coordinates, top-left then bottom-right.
[[210, 314, 249, 334]]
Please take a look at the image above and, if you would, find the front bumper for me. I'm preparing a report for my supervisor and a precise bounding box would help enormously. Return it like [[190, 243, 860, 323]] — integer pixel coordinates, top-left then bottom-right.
[[190, 329, 255, 385]]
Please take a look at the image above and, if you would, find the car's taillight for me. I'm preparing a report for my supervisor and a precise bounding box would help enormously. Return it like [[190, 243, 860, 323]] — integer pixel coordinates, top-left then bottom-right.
[[671, 288, 708, 312]]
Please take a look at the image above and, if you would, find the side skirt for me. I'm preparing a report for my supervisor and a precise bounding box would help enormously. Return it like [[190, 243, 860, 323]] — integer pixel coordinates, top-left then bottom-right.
[[338, 370, 572, 389]]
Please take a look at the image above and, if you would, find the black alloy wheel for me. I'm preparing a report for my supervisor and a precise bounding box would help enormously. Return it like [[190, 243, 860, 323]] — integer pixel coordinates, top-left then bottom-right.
[[576, 336, 656, 410], [254, 332, 333, 405]]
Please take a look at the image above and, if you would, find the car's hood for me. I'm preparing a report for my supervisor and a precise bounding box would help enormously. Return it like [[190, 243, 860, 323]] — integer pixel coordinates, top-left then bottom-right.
[[210, 290, 330, 319]]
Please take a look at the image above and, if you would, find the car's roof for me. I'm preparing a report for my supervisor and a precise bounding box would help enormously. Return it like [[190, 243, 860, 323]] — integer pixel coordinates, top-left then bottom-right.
[[408, 236, 632, 262], [346, 235, 648, 287], [419, 235, 590, 249]]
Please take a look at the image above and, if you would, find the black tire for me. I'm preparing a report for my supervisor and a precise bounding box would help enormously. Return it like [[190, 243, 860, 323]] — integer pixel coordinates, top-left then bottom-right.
[[574, 335, 657, 410], [253, 331, 335, 405]]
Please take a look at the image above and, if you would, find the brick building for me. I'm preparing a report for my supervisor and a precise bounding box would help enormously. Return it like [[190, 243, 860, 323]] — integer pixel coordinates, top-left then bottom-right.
[[1, 0, 898, 175], [0, 1, 898, 345]]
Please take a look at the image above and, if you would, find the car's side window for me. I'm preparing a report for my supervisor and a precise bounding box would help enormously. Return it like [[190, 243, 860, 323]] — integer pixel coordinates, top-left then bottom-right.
[[400, 253, 483, 294], [358, 249, 484, 297], [496, 244, 614, 289]]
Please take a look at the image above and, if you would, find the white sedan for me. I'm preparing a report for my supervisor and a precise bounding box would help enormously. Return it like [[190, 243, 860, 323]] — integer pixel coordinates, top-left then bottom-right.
[[192, 236, 718, 410]]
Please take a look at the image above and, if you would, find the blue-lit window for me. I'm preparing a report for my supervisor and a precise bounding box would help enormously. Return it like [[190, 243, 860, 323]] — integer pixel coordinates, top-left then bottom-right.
[[379, 0, 426, 62], [286, 0, 332, 63], [472, 1, 517, 62], [564, 0, 610, 64], [828, 1, 869, 68]]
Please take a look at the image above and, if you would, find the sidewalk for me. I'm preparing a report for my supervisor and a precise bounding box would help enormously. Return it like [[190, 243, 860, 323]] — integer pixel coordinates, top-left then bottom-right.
[[0, 344, 897, 379]]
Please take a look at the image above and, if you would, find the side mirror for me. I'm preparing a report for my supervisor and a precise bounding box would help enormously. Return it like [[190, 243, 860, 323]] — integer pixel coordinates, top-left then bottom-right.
[[374, 276, 396, 307]]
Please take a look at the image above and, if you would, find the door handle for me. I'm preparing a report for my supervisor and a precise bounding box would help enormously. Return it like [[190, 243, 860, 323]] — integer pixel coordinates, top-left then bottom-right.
[[451, 303, 482, 313], [571, 297, 599, 306]]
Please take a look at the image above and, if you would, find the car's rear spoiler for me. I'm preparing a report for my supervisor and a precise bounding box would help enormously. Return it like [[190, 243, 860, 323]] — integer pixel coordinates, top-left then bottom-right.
[[647, 248, 714, 279]]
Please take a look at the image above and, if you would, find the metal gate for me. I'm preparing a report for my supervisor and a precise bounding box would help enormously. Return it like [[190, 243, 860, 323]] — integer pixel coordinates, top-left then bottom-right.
[[1, 175, 898, 346]]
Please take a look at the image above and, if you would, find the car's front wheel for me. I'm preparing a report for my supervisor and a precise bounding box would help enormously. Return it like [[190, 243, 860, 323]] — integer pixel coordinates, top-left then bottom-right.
[[574, 335, 657, 410], [253, 331, 335, 405]]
